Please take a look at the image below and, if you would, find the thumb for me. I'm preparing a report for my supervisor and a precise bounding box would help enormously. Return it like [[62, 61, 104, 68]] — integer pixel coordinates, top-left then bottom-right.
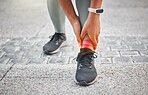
[[80, 29, 87, 40], [76, 36, 82, 47]]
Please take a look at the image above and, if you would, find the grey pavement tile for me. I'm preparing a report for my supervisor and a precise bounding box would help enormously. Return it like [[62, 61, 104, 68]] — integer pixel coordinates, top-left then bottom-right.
[[110, 45, 129, 51], [36, 41, 47, 47], [19, 41, 35, 47], [139, 50, 148, 56], [0, 38, 10, 46], [1, 64, 147, 95], [121, 41, 141, 46], [2, 45, 21, 53], [22, 51, 42, 59], [7, 59, 29, 65], [101, 51, 120, 57], [26, 37, 42, 44], [31, 45, 43, 52], [61, 51, 78, 58], [48, 57, 69, 64], [95, 57, 112, 64], [4, 38, 26, 46], [101, 36, 122, 46], [3, 51, 24, 59], [122, 36, 139, 42], [138, 36, 148, 44], [0, 51, 5, 58], [20, 46, 33, 52], [113, 56, 133, 63], [120, 50, 140, 56], [27, 58, 48, 65], [129, 45, 147, 50], [132, 56, 148, 63], [96, 45, 110, 51], [60, 46, 73, 52], [0, 56, 10, 64]]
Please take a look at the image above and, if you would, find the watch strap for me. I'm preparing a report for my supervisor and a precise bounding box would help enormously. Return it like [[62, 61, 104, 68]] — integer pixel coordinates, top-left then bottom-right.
[[88, 8, 103, 14]]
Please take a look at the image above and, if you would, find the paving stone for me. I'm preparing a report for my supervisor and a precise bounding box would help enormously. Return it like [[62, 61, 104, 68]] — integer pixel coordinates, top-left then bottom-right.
[[4, 41, 20, 46], [120, 50, 140, 56], [101, 51, 120, 57], [113, 56, 132, 63], [20, 46, 33, 52], [0, 56, 10, 64], [36, 41, 47, 47], [121, 37, 141, 45], [5, 38, 26, 46], [139, 50, 148, 56], [110, 45, 129, 51], [22, 51, 42, 59], [0, 51, 5, 58], [138, 36, 148, 44], [39, 38, 50, 43], [61, 51, 77, 58], [27, 58, 48, 65], [96, 57, 112, 64], [48, 57, 69, 64], [2, 45, 21, 53], [101, 36, 122, 46], [19, 41, 35, 47], [96, 45, 110, 51], [60, 46, 73, 52], [0, 38, 10, 46], [31, 45, 43, 52], [122, 36, 140, 42], [129, 45, 147, 50], [7, 59, 28, 65], [3, 51, 24, 59], [26, 37, 42, 45], [132, 56, 148, 63]]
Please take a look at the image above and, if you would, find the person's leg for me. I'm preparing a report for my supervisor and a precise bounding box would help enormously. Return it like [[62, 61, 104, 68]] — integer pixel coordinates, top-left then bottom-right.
[[75, 0, 94, 50], [47, 0, 65, 33], [75, 0, 97, 86], [43, 0, 66, 54]]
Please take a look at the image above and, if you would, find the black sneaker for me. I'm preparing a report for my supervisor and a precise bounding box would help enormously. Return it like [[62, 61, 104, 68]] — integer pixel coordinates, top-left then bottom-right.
[[75, 48, 97, 86], [43, 33, 66, 55]]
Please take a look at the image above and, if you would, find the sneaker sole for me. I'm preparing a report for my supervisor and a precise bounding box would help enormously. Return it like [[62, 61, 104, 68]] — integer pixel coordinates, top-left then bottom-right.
[[44, 41, 67, 55], [74, 76, 97, 86]]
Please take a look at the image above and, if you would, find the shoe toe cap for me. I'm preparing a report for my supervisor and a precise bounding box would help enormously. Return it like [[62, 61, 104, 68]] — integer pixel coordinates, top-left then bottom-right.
[[75, 71, 97, 83]]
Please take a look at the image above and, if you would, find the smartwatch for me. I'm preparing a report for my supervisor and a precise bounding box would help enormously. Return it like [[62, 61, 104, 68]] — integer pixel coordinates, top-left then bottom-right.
[[88, 8, 104, 14]]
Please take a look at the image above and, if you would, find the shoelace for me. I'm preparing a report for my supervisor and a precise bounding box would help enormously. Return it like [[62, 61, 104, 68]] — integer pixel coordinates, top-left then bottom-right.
[[49, 34, 59, 42], [74, 51, 97, 68]]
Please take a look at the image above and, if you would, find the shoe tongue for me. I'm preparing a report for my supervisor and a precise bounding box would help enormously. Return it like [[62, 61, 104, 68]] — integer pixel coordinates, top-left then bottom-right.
[[80, 48, 94, 54]]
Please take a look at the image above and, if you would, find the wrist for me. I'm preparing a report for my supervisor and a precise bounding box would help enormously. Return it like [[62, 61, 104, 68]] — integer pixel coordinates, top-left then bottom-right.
[[88, 12, 100, 19]]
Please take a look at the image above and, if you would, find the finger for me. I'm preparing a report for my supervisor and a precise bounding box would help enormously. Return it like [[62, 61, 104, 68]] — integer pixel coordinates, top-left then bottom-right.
[[88, 35, 98, 50], [80, 29, 87, 40], [77, 36, 82, 47]]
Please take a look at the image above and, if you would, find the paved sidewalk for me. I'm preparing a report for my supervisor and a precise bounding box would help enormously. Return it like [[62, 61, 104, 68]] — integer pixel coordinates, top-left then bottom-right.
[[0, 0, 148, 95], [0, 36, 148, 65]]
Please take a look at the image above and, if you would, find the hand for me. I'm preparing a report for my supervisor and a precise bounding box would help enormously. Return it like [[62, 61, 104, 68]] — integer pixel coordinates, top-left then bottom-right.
[[81, 13, 101, 50], [71, 16, 82, 47]]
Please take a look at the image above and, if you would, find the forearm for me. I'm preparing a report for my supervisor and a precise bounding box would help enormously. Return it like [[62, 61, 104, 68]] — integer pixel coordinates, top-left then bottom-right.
[[58, 0, 78, 25], [90, 0, 102, 8]]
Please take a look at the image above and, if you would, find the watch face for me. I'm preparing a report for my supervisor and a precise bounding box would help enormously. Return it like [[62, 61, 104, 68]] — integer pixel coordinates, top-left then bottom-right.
[[96, 10, 100, 13], [96, 9, 103, 13]]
